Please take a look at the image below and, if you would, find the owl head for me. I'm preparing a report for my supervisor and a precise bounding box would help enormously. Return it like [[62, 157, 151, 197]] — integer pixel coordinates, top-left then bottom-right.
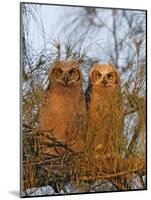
[[48, 60, 83, 87], [89, 63, 119, 88]]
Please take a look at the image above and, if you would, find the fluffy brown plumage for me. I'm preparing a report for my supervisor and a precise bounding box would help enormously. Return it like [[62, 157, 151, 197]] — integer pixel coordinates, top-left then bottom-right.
[[39, 60, 87, 156], [86, 63, 125, 156]]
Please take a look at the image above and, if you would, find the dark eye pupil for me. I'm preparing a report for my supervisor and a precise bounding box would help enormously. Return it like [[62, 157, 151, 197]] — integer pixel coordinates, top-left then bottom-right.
[[107, 73, 112, 79], [57, 69, 62, 75], [69, 69, 75, 75], [96, 73, 101, 78]]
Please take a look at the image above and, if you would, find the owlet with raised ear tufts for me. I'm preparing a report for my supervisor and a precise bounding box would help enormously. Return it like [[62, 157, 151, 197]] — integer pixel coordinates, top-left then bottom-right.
[[85, 63, 125, 157], [39, 60, 87, 156]]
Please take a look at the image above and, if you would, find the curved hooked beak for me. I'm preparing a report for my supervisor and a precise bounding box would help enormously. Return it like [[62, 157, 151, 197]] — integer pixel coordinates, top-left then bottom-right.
[[101, 77, 107, 86], [63, 73, 69, 85]]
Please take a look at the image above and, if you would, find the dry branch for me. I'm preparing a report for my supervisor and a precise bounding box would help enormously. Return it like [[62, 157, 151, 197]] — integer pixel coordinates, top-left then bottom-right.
[[22, 129, 146, 192]]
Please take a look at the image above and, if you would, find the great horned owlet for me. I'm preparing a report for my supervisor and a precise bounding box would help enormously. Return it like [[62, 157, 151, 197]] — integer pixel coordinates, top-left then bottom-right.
[[39, 60, 87, 156], [85, 63, 125, 156]]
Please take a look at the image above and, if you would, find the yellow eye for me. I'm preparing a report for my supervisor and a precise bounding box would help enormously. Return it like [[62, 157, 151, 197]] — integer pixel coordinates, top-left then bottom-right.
[[69, 69, 76, 76], [57, 68, 63, 76], [107, 73, 113, 80], [96, 73, 102, 79]]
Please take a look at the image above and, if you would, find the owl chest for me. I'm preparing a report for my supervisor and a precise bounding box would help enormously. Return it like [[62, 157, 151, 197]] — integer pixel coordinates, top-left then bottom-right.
[[89, 90, 123, 130], [43, 89, 80, 119], [40, 88, 83, 141], [90, 94, 111, 116]]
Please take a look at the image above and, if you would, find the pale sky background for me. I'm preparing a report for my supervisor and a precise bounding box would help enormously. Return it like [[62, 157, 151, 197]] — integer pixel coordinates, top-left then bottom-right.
[[23, 3, 146, 91], [24, 3, 146, 69]]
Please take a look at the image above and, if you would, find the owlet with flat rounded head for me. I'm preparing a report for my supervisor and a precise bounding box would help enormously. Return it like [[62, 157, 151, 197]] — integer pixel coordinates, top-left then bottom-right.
[[86, 63, 125, 156], [39, 60, 87, 156]]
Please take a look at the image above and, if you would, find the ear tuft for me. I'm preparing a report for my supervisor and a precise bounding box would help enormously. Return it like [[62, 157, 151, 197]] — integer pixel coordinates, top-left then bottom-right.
[[53, 60, 61, 66]]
